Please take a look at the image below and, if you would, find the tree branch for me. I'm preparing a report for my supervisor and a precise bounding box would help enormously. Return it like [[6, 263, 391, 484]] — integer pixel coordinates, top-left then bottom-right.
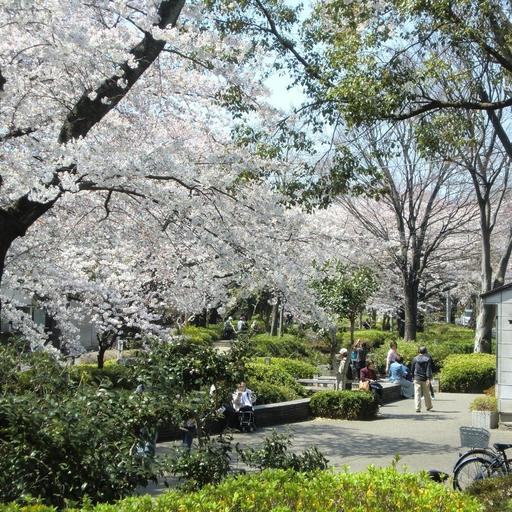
[[58, 0, 185, 143]]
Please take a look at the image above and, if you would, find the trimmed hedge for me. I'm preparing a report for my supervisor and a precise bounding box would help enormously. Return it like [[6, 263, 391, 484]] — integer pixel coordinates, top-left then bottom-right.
[[309, 390, 379, 420], [352, 329, 389, 349], [251, 333, 311, 358], [253, 357, 317, 379], [246, 362, 307, 404], [440, 354, 496, 393], [249, 381, 301, 404], [0, 467, 480, 512], [417, 323, 474, 345], [182, 325, 223, 344]]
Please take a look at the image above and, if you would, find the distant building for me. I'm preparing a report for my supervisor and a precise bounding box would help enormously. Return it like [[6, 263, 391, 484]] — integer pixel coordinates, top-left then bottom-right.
[[1, 287, 98, 351]]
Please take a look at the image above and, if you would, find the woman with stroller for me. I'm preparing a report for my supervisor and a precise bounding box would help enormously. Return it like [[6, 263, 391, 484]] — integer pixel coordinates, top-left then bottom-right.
[[232, 382, 256, 431]]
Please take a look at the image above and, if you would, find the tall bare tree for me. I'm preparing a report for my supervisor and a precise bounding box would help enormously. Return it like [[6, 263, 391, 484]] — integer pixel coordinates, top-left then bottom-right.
[[340, 124, 475, 340]]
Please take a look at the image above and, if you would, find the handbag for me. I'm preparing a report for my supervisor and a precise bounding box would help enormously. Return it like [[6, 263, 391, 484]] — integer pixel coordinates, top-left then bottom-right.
[[358, 380, 370, 392]]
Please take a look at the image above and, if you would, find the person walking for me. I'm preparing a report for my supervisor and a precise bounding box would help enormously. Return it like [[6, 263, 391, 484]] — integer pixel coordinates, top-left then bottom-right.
[[411, 346, 433, 413]]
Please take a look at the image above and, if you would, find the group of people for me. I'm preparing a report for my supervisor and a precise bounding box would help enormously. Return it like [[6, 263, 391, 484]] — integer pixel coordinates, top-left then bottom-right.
[[336, 339, 435, 412], [222, 315, 250, 339], [386, 341, 435, 411], [335, 342, 384, 403]]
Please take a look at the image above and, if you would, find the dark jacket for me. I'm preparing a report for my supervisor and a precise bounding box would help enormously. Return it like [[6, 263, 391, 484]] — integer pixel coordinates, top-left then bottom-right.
[[411, 354, 432, 381]]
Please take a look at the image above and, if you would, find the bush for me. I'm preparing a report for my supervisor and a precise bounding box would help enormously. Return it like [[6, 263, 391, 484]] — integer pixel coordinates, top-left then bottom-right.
[[245, 362, 306, 397], [238, 430, 328, 472], [69, 361, 134, 389], [182, 325, 222, 344], [352, 329, 389, 349], [251, 333, 310, 358], [470, 395, 498, 412], [7, 467, 480, 512], [0, 388, 169, 507], [253, 357, 317, 378], [248, 381, 301, 404], [418, 323, 474, 345], [466, 474, 512, 512], [168, 437, 232, 491], [440, 354, 496, 393], [309, 390, 379, 420]]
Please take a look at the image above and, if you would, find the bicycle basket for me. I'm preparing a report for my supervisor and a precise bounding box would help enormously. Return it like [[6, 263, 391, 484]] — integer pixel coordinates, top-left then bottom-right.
[[459, 426, 490, 448]]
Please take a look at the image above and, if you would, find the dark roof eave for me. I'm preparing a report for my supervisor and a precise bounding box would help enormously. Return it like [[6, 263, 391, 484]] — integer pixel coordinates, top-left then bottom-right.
[[480, 282, 512, 299]]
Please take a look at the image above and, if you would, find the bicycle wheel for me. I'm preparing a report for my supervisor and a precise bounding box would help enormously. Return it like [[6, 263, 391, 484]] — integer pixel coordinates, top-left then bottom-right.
[[453, 457, 494, 491], [453, 448, 496, 472]]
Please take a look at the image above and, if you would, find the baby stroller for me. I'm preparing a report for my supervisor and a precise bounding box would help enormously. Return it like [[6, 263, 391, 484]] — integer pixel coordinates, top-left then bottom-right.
[[238, 405, 256, 432]]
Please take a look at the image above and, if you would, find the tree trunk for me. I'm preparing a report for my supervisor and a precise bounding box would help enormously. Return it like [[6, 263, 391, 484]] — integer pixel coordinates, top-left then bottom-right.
[[278, 302, 284, 337], [349, 317, 355, 344], [270, 300, 279, 336], [0, 239, 9, 318], [397, 307, 405, 338], [329, 325, 339, 370], [474, 228, 494, 352], [474, 300, 495, 353], [403, 281, 418, 341], [97, 343, 108, 369]]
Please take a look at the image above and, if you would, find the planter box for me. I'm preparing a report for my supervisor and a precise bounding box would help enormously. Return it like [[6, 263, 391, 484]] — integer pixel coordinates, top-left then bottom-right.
[[472, 410, 499, 429]]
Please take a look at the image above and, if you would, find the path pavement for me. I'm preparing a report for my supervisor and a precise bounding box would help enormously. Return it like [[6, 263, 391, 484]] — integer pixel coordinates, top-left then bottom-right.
[[144, 392, 512, 495]]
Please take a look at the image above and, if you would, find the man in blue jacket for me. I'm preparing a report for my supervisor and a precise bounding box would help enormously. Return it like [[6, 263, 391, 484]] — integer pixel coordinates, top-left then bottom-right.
[[411, 346, 433, 413]]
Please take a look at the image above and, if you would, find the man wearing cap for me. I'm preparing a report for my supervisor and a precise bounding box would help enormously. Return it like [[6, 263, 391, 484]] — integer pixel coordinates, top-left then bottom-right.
[[335, 347, 353, 390]]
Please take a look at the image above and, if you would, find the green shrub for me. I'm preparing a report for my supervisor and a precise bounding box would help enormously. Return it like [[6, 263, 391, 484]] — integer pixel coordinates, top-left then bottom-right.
[[0, 388, 169, 507], [309, 390, 379, 420], [182, 325, 222, 344], [440, 354, 496, 392], [470, 395, 498, 412], [245, 362, 306, 399], [238, 430, 328, 472], [418, 323, 474, 345], [249, 381, 300, 404], [168, 437, 232, 491], [69, 362, 134, 389], [251, 333, 310, 358], [253, 357, 317, 378], [466, 473, 512, 512], [0, 467, 482, 512], [245, 361, 301, 388], [352, 329, 389, 348]]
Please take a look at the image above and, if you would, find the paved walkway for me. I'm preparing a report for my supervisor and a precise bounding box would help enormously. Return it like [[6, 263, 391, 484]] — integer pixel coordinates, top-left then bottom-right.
[[144, 392, 512, 495]]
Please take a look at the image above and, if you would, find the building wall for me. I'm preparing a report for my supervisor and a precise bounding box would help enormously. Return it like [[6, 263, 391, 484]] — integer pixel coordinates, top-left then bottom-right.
[[484, 289, 512, 418]]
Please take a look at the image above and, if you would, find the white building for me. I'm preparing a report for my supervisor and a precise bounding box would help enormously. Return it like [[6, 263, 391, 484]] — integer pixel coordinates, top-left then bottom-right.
[[1, 288, 98, 351], [481, 284, 512, 423]]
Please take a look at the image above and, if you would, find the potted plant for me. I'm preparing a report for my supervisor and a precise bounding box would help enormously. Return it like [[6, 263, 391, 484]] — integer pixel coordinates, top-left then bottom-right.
[[470, 395, 498, 429]]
